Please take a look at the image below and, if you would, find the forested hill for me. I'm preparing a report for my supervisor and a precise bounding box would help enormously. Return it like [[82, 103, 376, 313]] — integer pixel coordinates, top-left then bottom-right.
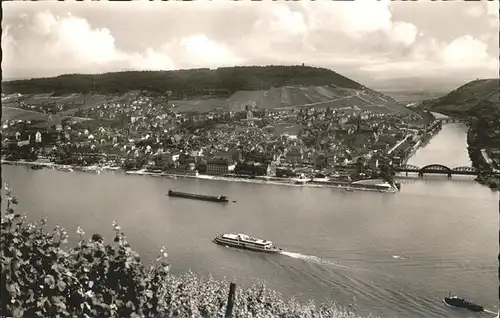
[[1, 66, 365, 98], [420, 78, 499, 167], [420, 78, 500, 119]]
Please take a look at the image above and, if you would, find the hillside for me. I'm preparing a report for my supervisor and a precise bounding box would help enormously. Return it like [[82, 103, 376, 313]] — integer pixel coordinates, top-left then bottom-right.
[[1, 66, 364, 97], [168, 85, 412, 114], [420, 78, 500, 118], [1, 66, 416, 116], [421, 79, 500, 178]]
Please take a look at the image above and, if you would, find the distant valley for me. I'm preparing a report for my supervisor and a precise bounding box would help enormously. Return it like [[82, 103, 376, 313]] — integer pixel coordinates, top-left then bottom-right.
[[377, 89, 448, 104]]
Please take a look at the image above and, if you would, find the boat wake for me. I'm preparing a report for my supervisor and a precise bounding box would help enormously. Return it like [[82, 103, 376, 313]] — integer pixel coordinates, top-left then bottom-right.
[[447, 305, 498, 316], [280, 251, 370, 272], [483, 309, 498, 315]]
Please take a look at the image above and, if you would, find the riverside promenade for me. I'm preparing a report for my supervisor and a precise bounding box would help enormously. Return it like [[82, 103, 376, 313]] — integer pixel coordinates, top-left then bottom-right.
[[1, 159, 398, 193]]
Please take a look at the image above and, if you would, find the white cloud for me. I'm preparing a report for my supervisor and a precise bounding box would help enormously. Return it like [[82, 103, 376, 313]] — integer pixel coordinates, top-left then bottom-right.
[[440, 35, 490, 66], [32, 10, 56, 35], [240, 4, 310, 56], [300, 0, 392, 38], [2, 10, 241, 77], [50, 14, 122, 64], [236, 0, 419, 64], [360, 35, 497, 80], [178, 34, 241, 67], [390, 21, 418, 46], [298, 0, 418, 48], [1, 25, 17, 66], [3, 11, 126, 75], [130, 48, 175, 71], [269, 6, 308, 36], [2, 1, 498, 85]]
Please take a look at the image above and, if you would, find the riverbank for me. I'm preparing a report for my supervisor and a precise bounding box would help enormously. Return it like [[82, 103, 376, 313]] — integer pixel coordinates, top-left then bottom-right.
[[0, 159, 121, 173], [424, 109, 500, 190], [386, 116, 442, 167], [1, 159, 398, 193], [465, 121, 499, 190], [400, 121, 442, 165], [473, 148, 500, 190], [126, 170, 397, 193]]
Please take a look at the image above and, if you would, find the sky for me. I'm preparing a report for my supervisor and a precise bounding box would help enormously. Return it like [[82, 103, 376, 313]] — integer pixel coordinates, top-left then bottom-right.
[[2, 0, 499, 90]]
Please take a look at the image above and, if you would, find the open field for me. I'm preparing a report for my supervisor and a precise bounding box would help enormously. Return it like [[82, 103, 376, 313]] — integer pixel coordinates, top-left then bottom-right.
[[2, 107, 91, 125], [15, 93, 79, 106], [1, 92, 112, 117], [56, 94, 111, 115], [1, 107, 50, 121]]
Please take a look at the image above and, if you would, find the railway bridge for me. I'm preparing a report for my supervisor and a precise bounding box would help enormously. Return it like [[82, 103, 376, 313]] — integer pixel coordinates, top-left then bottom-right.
[[393, 164, 479, 178]]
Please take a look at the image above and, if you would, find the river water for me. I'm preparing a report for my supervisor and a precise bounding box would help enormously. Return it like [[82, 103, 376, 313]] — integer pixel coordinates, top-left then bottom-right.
[[1, 123, 498, 317]]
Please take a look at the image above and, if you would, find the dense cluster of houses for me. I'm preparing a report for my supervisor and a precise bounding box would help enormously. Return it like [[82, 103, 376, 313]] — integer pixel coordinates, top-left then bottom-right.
[[1, 92, 431, 179]]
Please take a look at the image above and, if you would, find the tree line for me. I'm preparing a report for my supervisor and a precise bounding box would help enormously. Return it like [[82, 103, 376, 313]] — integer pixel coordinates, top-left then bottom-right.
[[1, 66, 364, 98]]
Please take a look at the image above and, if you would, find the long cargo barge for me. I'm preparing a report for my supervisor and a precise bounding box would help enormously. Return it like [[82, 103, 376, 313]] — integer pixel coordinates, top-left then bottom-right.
[[167, 190, 229, 203]]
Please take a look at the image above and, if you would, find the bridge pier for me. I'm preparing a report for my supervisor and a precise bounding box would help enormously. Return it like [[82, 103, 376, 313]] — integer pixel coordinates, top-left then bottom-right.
[[406, 171, 408, 177], [418, 172, 423, 178], [447, 173, 452, 178]]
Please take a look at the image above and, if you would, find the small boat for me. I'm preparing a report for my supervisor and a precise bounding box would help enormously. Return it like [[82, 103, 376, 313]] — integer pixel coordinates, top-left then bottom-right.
[[30, 165, 43, 170], [345, 187, 355, 192], [167, 190, 228, 203], [443, 292, 484, 312], [213, 233, 284, 253]]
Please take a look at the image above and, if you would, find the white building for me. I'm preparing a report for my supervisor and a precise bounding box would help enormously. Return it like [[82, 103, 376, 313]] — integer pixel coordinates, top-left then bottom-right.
[[35, 131, 42, 143]]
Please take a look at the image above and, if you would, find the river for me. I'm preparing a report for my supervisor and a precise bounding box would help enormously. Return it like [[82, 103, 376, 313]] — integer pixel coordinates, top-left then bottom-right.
[[1, 123, 497, 318]]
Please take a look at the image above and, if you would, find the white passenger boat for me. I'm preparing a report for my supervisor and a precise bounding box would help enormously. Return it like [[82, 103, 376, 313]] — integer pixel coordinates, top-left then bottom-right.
[[213, 233, 284, 253]]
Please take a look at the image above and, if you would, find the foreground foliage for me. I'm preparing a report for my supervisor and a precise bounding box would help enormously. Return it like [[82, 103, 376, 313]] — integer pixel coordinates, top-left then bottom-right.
[[1, 185, 372, 318]]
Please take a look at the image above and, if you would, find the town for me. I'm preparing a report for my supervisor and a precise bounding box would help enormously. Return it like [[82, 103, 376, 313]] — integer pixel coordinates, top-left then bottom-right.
[[1, 90, 446, 191]]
